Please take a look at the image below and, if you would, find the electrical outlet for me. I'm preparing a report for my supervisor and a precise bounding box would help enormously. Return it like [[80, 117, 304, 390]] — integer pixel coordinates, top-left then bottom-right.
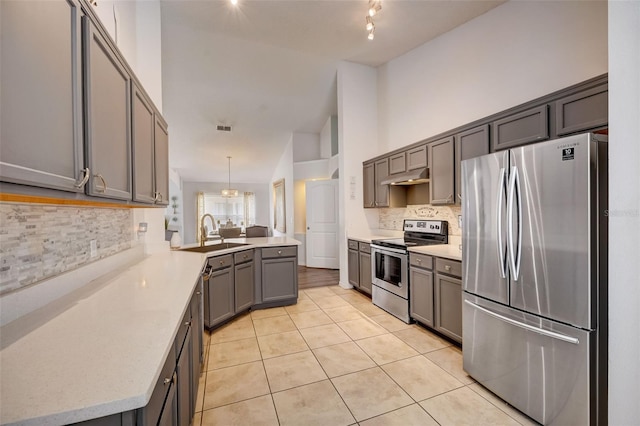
[[90, 240, 98, 258]]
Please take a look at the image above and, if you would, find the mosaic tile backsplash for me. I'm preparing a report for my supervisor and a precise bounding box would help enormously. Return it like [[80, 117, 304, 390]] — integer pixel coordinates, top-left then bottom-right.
[[0, 203, 133, 294], [378, 204, 462, 236]]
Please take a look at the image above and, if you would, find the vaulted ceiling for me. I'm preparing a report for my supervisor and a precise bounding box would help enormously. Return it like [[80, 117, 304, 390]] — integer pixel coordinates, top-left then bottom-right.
[[160, 0, 505, 183]]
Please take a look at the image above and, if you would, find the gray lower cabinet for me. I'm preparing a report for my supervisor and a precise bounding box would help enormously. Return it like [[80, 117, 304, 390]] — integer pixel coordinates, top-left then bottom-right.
[[348, 240, 360, 287], [261, 246, 298, 303], [455, 124, 489, 204], [491, 104, 549, 151], [189, 282, 203, 416], [83, 16, 132, 200], [134, 285, 202, 426], [428, 136, 455, 205], [206, 265, 234, 328], [358, 248, 372, 295], [176, 325, 192, 426], [234, 250, 254, 313], [409, 253, 434, 327], [0, 0, 87, 193], [347, 240, 372, 295], [434, 258, 462, 343]]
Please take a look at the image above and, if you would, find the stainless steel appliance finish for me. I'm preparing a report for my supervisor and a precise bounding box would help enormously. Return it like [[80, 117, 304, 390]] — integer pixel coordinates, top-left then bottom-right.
[[461, 133, 608, 425], [371, 219, 448, 323]]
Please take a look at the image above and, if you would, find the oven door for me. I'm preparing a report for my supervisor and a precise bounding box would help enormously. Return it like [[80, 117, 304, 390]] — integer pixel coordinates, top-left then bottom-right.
[[370, 245, 408, 299]]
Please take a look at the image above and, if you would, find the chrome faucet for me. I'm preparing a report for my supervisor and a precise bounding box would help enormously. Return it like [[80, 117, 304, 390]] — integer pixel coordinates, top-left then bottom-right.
[[200, 214, 217, 246]]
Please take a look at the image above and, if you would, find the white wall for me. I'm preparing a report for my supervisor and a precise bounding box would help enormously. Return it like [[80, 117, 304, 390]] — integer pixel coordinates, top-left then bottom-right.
[[377, 0, 608, 151], [93, 0, 163, 110], [608, 1, 640, 422], [337, 61, 381, 287], [270, 138, 295, 238], [292, 133, 321, 162], [181, 182, 270, 244]]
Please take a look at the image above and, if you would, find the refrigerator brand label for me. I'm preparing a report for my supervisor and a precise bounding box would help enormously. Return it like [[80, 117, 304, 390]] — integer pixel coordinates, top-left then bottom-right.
[[562, 147, 575, 161]]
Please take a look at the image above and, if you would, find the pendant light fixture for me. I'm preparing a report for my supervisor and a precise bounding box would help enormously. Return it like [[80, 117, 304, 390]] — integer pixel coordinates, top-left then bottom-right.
[[221, 156, 238, 197]]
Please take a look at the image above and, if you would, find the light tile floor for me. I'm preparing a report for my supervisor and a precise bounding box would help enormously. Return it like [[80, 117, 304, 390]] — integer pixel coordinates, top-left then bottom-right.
[[196, 285, 539, 426]]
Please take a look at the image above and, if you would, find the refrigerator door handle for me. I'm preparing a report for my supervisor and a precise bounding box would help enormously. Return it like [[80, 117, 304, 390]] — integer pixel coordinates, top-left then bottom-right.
[[507, 166, 522, 281], [464, 300, 580, 345], [496, 167, 507, 279]]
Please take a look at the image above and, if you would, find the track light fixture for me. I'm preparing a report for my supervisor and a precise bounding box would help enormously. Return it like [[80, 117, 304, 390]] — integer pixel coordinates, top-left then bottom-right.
[[365, 1, 381, 40]]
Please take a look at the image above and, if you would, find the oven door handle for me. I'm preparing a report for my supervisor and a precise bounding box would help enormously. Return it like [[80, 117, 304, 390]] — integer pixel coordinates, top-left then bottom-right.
[[370, 244, 407, 255]]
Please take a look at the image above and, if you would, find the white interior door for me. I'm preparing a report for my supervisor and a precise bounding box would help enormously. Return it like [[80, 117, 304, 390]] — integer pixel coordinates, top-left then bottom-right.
[[305, 179, 339, 269]]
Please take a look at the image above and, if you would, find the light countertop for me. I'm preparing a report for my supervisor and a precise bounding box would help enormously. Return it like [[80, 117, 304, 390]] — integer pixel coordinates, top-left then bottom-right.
[[409, 244, 463, 261], [0, 237, 300, 425]]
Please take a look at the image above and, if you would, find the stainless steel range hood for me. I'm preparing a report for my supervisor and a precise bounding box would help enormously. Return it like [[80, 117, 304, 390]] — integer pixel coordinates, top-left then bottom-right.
[[381, 168, 429, 186]]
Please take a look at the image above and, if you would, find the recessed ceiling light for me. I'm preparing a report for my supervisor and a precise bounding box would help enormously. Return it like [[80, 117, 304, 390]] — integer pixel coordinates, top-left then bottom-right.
[[230, 0, 238, 5]]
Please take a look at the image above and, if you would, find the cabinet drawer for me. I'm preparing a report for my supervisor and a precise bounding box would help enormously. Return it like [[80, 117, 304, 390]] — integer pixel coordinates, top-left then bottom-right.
[[348, 240, 359, 250], [234, 250, 253, 264], [435, 258, 462, 278], [209, 254, 233, 271], [262, 246, 297, 259], [358, 242, 371, 253], [410, 253, 433, 269]]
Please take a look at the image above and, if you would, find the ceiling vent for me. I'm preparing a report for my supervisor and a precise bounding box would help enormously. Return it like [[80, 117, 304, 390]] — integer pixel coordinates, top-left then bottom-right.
[[216, 125, 232, 132]]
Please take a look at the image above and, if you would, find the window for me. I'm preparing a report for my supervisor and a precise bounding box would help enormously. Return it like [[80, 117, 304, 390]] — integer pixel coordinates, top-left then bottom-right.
[[197, 192, 256, 238]]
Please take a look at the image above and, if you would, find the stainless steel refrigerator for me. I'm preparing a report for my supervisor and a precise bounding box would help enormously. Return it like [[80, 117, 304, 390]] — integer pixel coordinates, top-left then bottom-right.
[[461, 133, 607, 425]]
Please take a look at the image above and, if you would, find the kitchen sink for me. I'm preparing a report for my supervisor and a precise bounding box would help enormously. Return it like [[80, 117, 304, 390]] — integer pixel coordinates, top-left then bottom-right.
[[180, 242, 249, 253]]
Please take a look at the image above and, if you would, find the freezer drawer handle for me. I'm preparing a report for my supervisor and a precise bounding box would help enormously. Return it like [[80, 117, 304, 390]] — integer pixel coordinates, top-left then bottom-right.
[[464, 300, 580, 345]]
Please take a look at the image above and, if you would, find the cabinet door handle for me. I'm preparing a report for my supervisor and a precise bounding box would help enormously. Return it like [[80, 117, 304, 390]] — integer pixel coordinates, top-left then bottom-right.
[[220, 260, 224, 265], [94, 173, 107, 193], [74, 167, 90, 188], [278, 250, 282, 255], [184, 320, 191, 327], [457, 193, 462, 201], [417, 258, 422, 263], [196, 291, 201, 295], [445, 265, 451, 271], [156, 192, 164, 203]]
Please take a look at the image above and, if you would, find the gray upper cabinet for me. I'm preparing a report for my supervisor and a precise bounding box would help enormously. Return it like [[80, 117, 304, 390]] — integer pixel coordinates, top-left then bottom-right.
[[455, 124, 489, 203], [428, 136, 455, 205], [407, 145, 428, 170], [83, 16, 132, 200], [363, 163, 375, 208], [132, 83, 156, 204], [491, 104, 549, 151], [374, 158, 390, 208], [0, 0, 87, 192], [154, 115, 170, 205], [555, 83, 608, 136], [389, 152, 406, 175]]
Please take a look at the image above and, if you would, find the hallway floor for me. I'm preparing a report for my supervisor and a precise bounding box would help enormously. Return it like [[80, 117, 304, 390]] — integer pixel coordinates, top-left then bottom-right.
[[194, 284, 537, 425]]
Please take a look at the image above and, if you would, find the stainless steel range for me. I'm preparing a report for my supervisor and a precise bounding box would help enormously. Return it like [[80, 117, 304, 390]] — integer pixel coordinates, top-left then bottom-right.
[[370, 219, 448, 323]]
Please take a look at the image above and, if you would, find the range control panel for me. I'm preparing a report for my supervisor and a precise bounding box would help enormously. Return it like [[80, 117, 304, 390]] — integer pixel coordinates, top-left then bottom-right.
[[403, 219, 448, 235]]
